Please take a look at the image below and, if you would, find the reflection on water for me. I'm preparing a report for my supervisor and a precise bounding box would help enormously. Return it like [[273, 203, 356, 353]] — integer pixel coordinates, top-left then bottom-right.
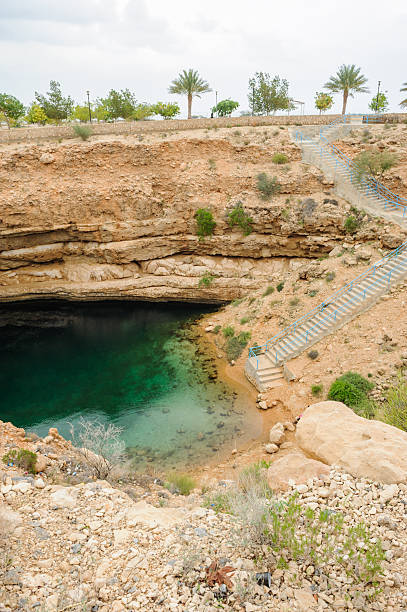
[[0, 301, 260, 470]]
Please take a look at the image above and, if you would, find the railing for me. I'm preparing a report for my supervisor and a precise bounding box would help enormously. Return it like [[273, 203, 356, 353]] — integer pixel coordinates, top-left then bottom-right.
[[248, 113, 407, 366], [248, 240, 407, 361]]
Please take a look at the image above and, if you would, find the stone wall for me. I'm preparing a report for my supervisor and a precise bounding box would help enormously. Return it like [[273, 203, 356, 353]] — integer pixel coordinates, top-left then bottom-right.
[[1, 113, 406, 144]]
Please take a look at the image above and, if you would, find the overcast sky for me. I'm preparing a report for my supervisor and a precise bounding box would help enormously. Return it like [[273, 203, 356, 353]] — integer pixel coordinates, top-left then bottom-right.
[[1, 0, 406, 118]]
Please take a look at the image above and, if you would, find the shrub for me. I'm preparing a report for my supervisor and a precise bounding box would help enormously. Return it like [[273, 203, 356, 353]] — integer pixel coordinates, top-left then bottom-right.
[[353, 150, 397, 179], [2, 449, 37, 474], [276, 282, 284, 292], [69, 417, 125, 479], [256, 173, 281, 200], [344, 214, 358, 234], [208, 158, 216, 170], [263, 286, 274, 297], [198, 271, 215, 288], [222, 326, 235, 337], [73, 125, 92, 141], [225, 331, 251, 361], [380, 375, 407, 431], [308, 350, 319, 360], [327, 371, 374, 410], [311, 384, 323, 397], [325, 271, 336, 282], [240, 316, 249, 325], [308, 289, 318, 297], [195, 208, 216, 240], [272, 152, 289, 164], [227, 202, 253, 236], [166, 473, 196, 496], [213, 325, 221, 334], [289, 297, 300, 307]]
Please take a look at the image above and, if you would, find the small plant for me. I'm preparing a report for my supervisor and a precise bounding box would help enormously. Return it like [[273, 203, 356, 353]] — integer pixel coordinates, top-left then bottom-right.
[[205, 560, 235, 589], [73, 125, 92, 141], [213, 325, 221, 334], [308, 350, 319, 360], [272, 152, 289, 164], [308, 289, 318, 297], [222, 326, 235, 338], [2, 449, 37, 474], [208, 158, 216, 170], [69, 417, 125, 479], [232, 297, 244, 307], [325, 271, 336, 282], [227, 202, 254, 236], [344, 214, 358, 234], [225, 331, 251, 361], [276, 282, 284, 292], [263, 285, 275, 297], [256, 172, 281, 200], [198, 271, 215, 288], [327, 371, 374, 411], [311, 384, 323, 397], [379, 374, 407, 431], [166, 473, 196, 496], [195, 208, 216, 240], [289, 297, 300, 307], [240, 316, 249, 325]]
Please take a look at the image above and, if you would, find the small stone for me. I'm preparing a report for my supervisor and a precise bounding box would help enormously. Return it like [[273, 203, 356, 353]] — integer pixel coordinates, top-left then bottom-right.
[[258, 401, 268, 410], [265, 443, 278, 454], [34, 478, 46, 489]]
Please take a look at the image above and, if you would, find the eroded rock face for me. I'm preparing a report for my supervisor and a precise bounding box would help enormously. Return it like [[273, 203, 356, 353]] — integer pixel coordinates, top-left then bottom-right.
[[296, 401, 407, 484], [0, 138, 402, 302]]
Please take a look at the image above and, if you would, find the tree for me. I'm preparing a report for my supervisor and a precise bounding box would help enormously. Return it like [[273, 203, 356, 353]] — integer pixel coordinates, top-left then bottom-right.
[[35, 80, 74, 122], [71, 104, 91, 122], [324, 64, 369, 115], [93, 100, 110, 122], [100, 88, 137, 120], [314, 91, 334, 114], [25, 103, 48, 125], [368, 92, 389, 113], [0, 93, 25, 128], [212, 99, 239, 117], [400, 82, 407, 109], [152, 101, 180, 119], [169, 69, 211, 119], [248, 73, 290, 115], [132, 103, 155, 121]]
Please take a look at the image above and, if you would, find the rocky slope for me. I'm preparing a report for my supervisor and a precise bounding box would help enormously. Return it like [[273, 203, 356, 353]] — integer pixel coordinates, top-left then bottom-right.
[[0, 128, 401, 303]]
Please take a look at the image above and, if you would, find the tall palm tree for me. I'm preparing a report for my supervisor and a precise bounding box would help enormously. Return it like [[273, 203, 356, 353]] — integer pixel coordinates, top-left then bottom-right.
[[324, 64, 369, 115], [169, 69, 211, 119], [400, 82, 407, 108]]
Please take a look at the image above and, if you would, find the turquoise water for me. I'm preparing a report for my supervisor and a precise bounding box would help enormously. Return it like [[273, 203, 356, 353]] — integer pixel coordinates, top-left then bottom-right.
[[0, 301, 259, 470]]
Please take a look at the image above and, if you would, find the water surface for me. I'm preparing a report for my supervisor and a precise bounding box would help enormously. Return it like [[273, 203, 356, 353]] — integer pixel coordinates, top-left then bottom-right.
[[0, 301, 259, 470]]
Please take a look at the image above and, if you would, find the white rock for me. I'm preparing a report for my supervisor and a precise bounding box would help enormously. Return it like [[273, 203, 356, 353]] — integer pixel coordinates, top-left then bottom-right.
[[269, 423, 285, 445], [264, 443, 279, 454], [296, 484, 308, 494], [34, 478, 46, 489], [12, 481, 32, 494], [258, 401, 268, 410], [50, 488, 78, 509]]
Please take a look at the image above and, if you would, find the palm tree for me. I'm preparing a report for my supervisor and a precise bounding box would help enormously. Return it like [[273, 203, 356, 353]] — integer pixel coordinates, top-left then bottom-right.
[[324, 64, 369, 115], [400, 82, 407, 108], [169, 69, 211, 119]]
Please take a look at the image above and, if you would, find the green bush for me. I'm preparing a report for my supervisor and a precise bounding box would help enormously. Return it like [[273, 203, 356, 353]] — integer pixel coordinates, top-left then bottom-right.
[[311, 384, 323, 397], [344, 214, 358, 234], [166, 473, 196, 496], [227, 202, 253, 236], [2, 448, 37, 474], [289, 297, 300, 307], [263, 285, 275, 297], [195, 208, 216, 240], [213, 325, 221, 334], [276, 282, 284, 292], [198, 271, 215, 288], [380, 375, 407, 431], [328, 371, 374, 410], [308, 350, 319, 360], [222, 326, 235, 337], [272, 152, 289, 164], [73, 125, 92, 141], [256, 173, 281, 200], [225, 331, 251, 361], [240, 316, 249, 325]]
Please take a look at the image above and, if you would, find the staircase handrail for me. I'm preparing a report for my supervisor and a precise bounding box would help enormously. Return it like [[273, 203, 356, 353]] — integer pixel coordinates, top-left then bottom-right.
[[248, 240, 407, 358]]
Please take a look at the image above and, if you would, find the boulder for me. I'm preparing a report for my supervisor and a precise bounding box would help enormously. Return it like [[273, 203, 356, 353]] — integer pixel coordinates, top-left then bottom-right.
[[258, 401, 268, 410], [39, 153, 55, 164], [267, 452, 329, 491], [296, 401, 407, 484], [50, 487, 78, 509], [264, 443, 278, 454], [125, 500, 186, 529], [269, 423, 285, 445], [35, 454, 48, 473], [0, 504, 22, 532]]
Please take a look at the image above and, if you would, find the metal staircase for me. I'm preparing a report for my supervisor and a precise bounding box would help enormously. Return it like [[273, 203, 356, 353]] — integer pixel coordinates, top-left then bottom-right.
[[245, 114, 407, 392]]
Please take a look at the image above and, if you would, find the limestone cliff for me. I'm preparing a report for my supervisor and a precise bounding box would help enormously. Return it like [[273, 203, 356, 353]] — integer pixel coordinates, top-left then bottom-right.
[[0, 135, 401, 302]]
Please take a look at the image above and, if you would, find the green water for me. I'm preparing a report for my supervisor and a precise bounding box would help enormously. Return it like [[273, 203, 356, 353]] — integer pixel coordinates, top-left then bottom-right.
[[0, 301, 259, 470]]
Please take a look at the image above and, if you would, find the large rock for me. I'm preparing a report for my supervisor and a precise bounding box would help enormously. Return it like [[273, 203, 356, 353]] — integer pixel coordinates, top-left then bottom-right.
[[0, 504, 22, 532], [50, 487, 78, 509], [124, 500, 186, 529], [267, 452, 329, 491], [296, 401, 407, 484]]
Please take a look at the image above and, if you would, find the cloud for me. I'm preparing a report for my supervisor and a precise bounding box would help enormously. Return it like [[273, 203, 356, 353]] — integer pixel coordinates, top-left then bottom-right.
[[0, 0, 112, 24]]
